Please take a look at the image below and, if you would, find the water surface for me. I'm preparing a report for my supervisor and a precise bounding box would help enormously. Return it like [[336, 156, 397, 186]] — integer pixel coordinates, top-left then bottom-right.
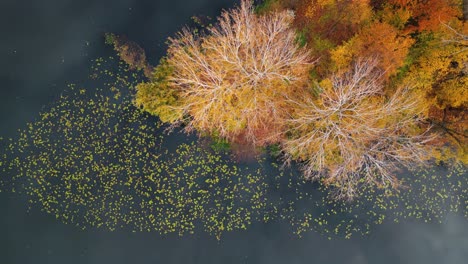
[[1, 0, 467, 263]]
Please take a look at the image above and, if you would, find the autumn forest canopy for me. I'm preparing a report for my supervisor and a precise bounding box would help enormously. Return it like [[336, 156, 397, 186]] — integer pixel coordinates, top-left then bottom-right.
[[0, 0, 467, 240], [130, 0, 468, 200]]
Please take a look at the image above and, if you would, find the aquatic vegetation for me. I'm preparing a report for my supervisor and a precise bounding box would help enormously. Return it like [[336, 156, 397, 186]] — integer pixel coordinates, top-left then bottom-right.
[[273, 162, 467, 239], [104, 33, 153, 78], [0, 56, 271, 238], [0, 55, 466, 240]]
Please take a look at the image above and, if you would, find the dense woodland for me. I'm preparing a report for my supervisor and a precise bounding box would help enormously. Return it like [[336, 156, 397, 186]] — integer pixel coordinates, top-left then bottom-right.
[[117, 0, 468, 200]]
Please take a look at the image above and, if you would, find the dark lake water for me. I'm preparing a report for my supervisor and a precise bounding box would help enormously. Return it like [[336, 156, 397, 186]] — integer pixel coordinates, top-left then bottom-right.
[[1, 0, 467, 263]]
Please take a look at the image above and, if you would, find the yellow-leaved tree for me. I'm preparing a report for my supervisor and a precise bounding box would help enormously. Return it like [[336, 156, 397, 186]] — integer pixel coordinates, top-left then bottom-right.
[[135, 58, 184, 123], [402, 19, 468, 163]]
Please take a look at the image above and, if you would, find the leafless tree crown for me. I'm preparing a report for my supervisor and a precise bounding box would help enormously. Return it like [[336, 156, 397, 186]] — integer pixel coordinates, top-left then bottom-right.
[[166, 0, 313, 145], [284, 58, 432, 200]]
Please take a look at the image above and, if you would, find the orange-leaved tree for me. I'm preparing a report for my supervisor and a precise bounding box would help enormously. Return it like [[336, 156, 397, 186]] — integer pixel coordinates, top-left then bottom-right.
[[293, 0, 373, 77], [294, 0, 372, 46], [330, 20, 414, 78], [385, 0, 461, 33]]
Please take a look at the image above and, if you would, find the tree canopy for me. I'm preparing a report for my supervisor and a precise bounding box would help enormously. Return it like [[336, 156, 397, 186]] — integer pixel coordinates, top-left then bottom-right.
[[284, 59, 430, 199], [133, 0, 467, 199], [163, 1, 313, 146]]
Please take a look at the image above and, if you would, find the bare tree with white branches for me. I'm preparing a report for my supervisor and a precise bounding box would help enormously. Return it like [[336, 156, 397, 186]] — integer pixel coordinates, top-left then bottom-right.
[[284, 58, 433, 200], [166, 0, 314, 146]]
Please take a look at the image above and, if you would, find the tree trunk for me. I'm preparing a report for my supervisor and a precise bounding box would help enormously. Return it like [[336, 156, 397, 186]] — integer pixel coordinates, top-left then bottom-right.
[[464, 0, 468, 21]]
